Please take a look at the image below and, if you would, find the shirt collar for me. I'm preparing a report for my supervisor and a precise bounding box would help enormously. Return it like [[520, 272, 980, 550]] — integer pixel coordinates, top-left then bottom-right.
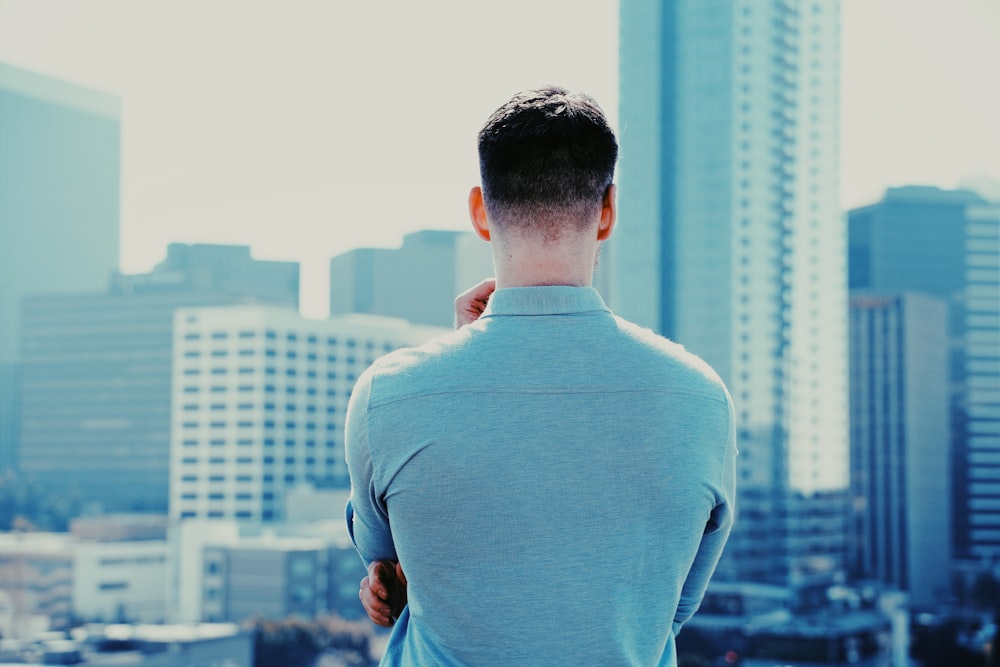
[[480, 285, 611, 317]]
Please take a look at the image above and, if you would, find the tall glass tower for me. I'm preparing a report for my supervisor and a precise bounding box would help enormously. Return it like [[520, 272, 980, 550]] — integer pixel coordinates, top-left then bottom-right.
[[613, 0, 847, 589]]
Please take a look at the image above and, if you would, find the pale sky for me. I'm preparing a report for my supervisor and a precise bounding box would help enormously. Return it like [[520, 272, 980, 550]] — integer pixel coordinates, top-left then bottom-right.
[[0, 0, 997, 317]]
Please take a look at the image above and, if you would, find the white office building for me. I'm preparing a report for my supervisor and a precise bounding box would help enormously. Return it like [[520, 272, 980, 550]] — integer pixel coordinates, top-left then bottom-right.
[[168, 305, 448, 523], [614, 0, 847, 587]]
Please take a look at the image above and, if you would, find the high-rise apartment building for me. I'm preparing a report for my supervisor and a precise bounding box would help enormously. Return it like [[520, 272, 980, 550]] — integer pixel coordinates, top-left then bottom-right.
[[614, 0, 847, 587], [848, 292, 950, 608], [18, 244, 299, 512], [168, 305, 447, 523], [0, 62, 120, 472], [849, 186, 1000, 563], [330, 230, 493, 328]]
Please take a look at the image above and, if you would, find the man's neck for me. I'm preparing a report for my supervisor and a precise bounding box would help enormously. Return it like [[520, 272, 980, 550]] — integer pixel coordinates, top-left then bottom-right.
[[491, 236, 598, 289]]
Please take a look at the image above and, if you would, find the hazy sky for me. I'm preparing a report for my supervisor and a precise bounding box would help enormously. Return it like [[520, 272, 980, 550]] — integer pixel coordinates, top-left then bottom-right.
[[0, 0, 997, 316]]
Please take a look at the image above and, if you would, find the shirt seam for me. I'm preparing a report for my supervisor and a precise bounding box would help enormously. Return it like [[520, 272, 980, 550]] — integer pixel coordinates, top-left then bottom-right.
[[369, 385, 729, 410]]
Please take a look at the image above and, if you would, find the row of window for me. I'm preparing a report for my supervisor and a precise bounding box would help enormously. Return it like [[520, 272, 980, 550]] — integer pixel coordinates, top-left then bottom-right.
[[180, 421, 335, 431], [180, 385, 350, 396], [179, 510, 266, 520], [182, 330, 396, 350], [177, 467, 336, 483], [180, 438, 340, 448], [180, 403, 336, 415], [182, 349, 375, 364], [179, 456, 322, 466]]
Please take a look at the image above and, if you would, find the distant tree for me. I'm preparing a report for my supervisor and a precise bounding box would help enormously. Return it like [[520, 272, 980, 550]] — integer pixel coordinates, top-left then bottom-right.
[[0, 469, 83, 531], [247, 615, 375, 667]]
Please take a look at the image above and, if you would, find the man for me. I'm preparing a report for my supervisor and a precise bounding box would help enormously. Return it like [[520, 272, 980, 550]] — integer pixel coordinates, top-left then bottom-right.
[[346, 86, 736, 666]]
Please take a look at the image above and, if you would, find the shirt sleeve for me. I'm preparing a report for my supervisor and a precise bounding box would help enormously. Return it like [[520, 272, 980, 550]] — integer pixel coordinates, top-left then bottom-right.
[[344, 366, 398, 565], [672, 393, 738, 635]]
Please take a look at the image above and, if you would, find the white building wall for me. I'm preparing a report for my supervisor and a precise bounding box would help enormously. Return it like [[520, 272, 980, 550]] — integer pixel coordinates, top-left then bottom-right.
[[71, 540, 168, 623], [169, 305, 448, 525]]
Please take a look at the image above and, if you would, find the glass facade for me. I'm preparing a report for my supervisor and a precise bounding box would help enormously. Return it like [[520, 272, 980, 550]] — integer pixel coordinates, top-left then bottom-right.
[[848, 292, 950, 607], [614, 0, 847, 587], [848, 187, 1000, 562]]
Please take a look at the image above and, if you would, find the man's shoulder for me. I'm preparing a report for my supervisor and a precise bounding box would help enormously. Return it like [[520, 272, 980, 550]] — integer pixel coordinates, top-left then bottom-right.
[[610, 315, 729, 402], [359, 327, 473, 397]]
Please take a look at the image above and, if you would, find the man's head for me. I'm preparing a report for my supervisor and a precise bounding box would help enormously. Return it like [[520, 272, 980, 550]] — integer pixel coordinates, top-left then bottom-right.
[[476, 86, 618, 240]]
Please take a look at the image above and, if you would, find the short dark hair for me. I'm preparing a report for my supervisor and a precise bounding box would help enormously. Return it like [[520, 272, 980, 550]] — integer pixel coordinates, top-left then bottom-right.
[[477, 86, 618, 236]]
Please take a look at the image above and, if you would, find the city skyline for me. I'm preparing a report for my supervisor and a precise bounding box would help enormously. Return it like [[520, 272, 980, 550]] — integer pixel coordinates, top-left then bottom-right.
[[0, 0, 997, 317]]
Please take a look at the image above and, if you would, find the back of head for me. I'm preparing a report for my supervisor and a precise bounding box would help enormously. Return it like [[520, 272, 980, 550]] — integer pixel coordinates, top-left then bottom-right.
[[478, 86, 618, 238]]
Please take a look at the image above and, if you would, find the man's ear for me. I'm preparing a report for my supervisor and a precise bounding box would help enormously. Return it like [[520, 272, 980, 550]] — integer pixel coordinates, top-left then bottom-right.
[[597, 184, 617, 241], [468, 187, 491, 241]]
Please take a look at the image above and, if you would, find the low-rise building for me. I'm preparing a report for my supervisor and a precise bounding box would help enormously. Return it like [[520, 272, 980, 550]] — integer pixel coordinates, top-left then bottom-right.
[[0, 531, 168, 638]]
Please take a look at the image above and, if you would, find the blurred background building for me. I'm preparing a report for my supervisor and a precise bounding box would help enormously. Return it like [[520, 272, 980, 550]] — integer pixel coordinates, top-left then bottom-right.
[[329, 229, 493, 328], [0, 62, 120, 475], [614, 0, 848, 591], [167, 304, 447, 523], [848, 292, 950, 608], [17, 244, 299, 512], [848, 186, 1000, 568]]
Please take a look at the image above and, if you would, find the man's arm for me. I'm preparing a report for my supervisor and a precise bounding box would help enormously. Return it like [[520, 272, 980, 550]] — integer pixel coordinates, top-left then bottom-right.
[[673, 397, 738, 635], [344, 368, 397, 565], [355, 280, 497, 626]]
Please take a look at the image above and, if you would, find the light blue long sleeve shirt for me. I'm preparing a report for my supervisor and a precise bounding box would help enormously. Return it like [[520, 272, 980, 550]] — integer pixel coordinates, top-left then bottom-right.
[[346, 286, 736, 667]]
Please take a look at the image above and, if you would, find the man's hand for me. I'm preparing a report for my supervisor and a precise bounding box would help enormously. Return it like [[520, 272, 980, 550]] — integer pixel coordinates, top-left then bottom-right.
[[359, 560, 408, 627], [454, 278, 496, 328]]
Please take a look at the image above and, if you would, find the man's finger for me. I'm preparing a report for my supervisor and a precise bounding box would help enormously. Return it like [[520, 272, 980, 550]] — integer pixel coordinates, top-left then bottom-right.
[[359, 577, 394, 626], [367, 561, 391, 600]]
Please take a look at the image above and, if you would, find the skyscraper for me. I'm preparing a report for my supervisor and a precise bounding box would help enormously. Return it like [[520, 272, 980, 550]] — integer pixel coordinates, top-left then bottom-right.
[[330, 230, 493, 328], [614, 0, 847, 587], [18, 244, 299, 512], [0, 62, 120, 362], [849, 186, 1000, 564], [848, 292, 950, 608], [0, 61, 120, 472]]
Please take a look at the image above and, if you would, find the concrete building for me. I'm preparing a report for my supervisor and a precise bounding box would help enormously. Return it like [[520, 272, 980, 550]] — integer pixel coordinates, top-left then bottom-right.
[[0, 62, 120, 363], [0, 62, 120, 473], [329, 229, 494, 328], [203, 537, 329, 623], [72, 539, 168, 624], [168, 304, 447, 523], [0, 531, 167, 638], [168, 518, 365, 625], [0, 533, 73, 639], [17, 243, 299, 512], [614, 0, 848, 588], [848, 186, 1000, 564], [848, 292, 951, 608], [0, 364, 17, 471]]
